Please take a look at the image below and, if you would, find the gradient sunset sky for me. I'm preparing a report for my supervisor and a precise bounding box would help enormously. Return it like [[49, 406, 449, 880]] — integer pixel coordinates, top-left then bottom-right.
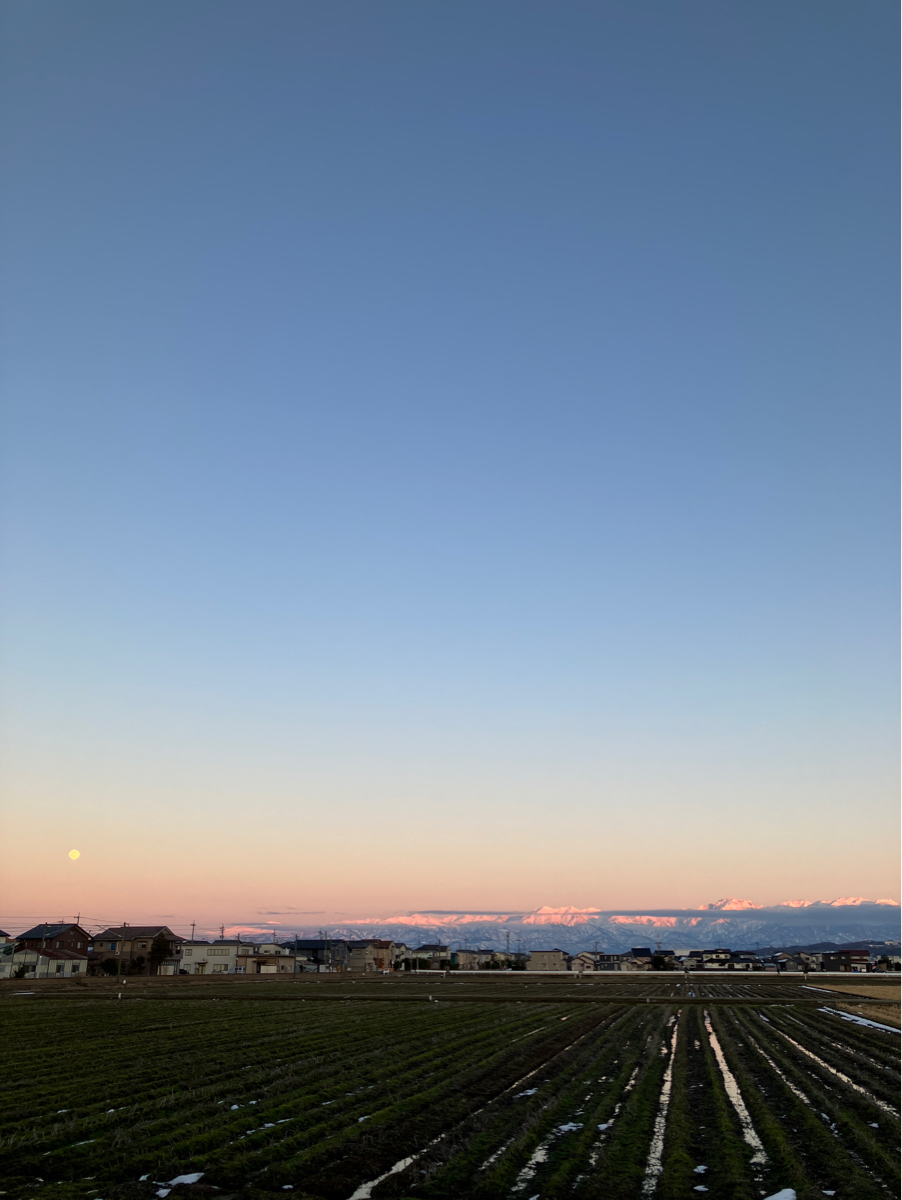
[[1, 2, 897, 934]]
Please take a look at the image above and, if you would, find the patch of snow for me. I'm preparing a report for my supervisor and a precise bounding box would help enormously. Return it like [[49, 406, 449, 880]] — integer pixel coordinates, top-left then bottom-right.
[[818, 1007, 900, 1035], [642, 1017, 680, 1195], [358, 1115, 370, 1123], [515, 1088, 538, 1097], [168, 1174, 204, 1186], [704, 1012, 767, 1169], [693, 1165, 708, 1173], [776, 1023, 898, 1116], [556, 1122, 583, 1132], [762, 1192, 796, 1200]]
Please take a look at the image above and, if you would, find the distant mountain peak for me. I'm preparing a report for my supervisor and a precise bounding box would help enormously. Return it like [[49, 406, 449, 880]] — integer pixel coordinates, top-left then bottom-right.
[[778, 897, 900, 908], [698, 898, 763, 910]]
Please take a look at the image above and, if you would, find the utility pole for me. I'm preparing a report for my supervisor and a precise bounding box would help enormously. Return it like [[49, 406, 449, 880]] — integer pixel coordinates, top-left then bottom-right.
[[220, 924, 225, 942], [117, 922, 128, 980], [191, 922, 196, 944]]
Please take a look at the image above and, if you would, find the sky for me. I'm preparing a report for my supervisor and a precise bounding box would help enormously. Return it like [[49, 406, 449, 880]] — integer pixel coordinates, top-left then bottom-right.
[[1, 1, 898, 935]]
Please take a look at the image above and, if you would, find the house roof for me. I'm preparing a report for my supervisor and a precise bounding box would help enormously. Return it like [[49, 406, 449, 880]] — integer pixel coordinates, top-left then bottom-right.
[[92, 927, 183, 942], [18, 923, 86, 941], [18, 947, 87, 961]]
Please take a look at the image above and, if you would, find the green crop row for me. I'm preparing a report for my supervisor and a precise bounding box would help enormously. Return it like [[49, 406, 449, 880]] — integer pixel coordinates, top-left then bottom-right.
[[1, 992, 897, 1200]]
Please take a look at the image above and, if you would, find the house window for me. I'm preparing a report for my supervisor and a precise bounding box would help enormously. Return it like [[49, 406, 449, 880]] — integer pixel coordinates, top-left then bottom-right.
[[109, 943, 117, 950], [139, 943, 147, 949], [77, 942, 83, 949], [183, 949, 193, 956], [72, 965, 80, 973], [56, 964, 64, 973], [56, 942, 62, 948]]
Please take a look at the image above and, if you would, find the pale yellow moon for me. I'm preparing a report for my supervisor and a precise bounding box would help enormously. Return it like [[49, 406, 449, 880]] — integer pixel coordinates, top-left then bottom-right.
[[69, 849, 80, 860]]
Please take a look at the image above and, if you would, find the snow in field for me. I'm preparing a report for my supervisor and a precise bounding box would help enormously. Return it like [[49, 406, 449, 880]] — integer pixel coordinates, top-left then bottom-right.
[[818, 1006, 900, 1034], [641, 1018, 679, 1196], [704, 1011, 767, 1169], [774, 1023, 899, 1116]]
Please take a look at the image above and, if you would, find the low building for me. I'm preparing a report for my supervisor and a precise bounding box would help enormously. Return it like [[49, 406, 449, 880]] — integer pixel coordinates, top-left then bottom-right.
[[412, 944, 452, 969], [286, 939, 348, 970], [727, 952, 759, 970], [626, 948, 654, 971], [451, 949, 480, 970], [180, 940, 301, 975], [822, 951, 870, 973], [702, 948, 732, 968], [345, 940, 396, 972], [18, 923, 91, 955], [571, 952, 626, 972], [89, 926, 184, 975], [527, 949, 570, 971], [769, 953, 803, 972], [0, 947, 87, 979]]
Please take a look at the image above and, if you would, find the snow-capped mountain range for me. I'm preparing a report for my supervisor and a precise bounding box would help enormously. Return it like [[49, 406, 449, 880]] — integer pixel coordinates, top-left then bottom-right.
[[237, 899, 900, 954]]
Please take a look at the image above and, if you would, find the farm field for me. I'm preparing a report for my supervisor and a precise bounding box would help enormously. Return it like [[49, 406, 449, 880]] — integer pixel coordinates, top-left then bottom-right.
[[1, 977, 898, 1200]]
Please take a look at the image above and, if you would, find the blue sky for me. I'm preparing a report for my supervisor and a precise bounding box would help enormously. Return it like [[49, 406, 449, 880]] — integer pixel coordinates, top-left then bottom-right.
[[1, 1, 897, 925]]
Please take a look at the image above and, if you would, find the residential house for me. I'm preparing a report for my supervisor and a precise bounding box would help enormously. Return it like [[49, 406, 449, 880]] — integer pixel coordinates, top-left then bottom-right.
[[346, 940, 396, 972], [89, 926, 184, 975], [286, 939, 349, 971], [18, 923, 91, 955], [701, 948, 732, 968], [241, 944, 301, 974], [412, 944, 452, 969], [451, 949, 481, 970], [0, 946, 87, 979], [627, 948, 654, 971], [571, 952, 626, 972], [822, 951, 870, 973], [727, 952, 760, 971], [527, 949, 570, 971], [179, 940, 301, 975], [769, 953, 803, 972]]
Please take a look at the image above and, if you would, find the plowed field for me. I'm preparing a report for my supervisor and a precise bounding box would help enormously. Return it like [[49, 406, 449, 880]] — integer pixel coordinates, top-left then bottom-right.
[[1, 976, 898, 1200]]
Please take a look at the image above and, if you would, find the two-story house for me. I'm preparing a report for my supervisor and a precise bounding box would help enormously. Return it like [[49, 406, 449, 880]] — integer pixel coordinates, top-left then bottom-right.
[[89, 926, 184, 975], [527, 949, 571, 972]]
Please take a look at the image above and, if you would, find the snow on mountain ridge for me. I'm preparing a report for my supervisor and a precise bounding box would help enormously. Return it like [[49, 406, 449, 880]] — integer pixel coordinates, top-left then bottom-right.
[[345, 899, 899, 926]]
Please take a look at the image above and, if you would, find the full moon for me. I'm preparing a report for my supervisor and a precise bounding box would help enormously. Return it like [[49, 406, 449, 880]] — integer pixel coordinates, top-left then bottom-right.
[[69, 849, 80, 860]]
